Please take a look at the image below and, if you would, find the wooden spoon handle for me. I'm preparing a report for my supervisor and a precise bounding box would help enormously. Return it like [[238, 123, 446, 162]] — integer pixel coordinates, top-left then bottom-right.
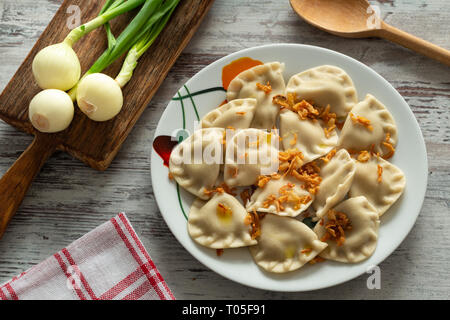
[[0, 134, 58, 239], [379, 22, 450, 66]]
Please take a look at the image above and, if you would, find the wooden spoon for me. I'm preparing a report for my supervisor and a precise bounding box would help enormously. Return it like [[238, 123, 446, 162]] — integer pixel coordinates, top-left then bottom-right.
[[290, 0, 450, 66]]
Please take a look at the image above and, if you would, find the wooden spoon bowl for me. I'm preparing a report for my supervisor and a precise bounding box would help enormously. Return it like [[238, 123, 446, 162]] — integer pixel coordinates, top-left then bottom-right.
[[290, 0, 450, 66]]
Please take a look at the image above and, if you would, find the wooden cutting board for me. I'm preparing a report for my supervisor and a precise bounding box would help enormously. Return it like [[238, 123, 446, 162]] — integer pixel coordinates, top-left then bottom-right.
[[0, 0, 215, 238]]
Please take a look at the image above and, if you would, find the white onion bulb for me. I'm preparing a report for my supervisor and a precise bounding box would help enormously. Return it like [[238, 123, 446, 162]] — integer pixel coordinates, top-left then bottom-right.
[[76, 73, 124, 122], [32, 43, 81, 91], [29, 89, 74, 133]]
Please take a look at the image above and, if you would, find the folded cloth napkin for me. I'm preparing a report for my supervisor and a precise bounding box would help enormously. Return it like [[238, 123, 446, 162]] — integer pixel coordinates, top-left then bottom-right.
[[0, 213, 174, 300]]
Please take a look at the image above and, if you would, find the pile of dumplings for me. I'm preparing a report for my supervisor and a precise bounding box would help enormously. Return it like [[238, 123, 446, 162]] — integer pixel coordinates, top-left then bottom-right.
[[169, 62, 406, 274]]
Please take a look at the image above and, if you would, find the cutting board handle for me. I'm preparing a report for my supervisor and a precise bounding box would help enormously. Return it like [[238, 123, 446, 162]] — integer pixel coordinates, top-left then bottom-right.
[[0, 134, 58, 239]]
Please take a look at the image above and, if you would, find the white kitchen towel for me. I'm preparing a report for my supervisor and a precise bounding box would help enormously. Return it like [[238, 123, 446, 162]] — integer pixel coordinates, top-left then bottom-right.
[[0, 213, 174, 300]]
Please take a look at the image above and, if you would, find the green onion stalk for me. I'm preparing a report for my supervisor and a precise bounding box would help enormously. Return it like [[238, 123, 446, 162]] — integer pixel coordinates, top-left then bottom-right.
[[32, 0, 146, 91], [28, 0, 149, 134], [100, 0, 126, 50], [77, 0, 178, 80], [73, 0, 180, 122], [115, 0, 179, 87]]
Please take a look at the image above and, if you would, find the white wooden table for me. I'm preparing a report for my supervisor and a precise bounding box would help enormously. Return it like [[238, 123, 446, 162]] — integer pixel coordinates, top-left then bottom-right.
[[0, 0, 449, 299]]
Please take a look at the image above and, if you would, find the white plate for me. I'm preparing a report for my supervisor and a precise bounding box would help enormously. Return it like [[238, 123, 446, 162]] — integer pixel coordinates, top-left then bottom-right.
[[150, 44, 428, 292]]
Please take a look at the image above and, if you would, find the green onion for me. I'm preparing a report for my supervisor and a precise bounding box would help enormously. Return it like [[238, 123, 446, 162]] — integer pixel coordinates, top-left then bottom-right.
[[32, 0, 146, 91], [64, 0, 146, 47], [29, 89, 75, 133], [115, 0, 180, 87], [69, 0, 178, 99], [67, 0, 163, 101], [100, 0, 126, 50], [73, 0, 180, 122], [84, 0, 164, 76], [30, 0, 181, 131]]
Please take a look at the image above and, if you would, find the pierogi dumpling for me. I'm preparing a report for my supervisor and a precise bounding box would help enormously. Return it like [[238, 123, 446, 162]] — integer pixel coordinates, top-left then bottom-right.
[[224, 128, 279, 187], [200, 98, 257, 129], [249, 214, 328, 273], [286, 65, 358, 119], [172, 61, 407, 274], [314, 196, 380, 263], [338, 94, 398, 157], [312, 149, 356, 219], [188, 192, 257, 249], [227, 62, 286, 129], [349, 156, 406, 216], [246, 174, 313, 217], [169, 128, 224, 200], [279, 109, 338, 163]]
